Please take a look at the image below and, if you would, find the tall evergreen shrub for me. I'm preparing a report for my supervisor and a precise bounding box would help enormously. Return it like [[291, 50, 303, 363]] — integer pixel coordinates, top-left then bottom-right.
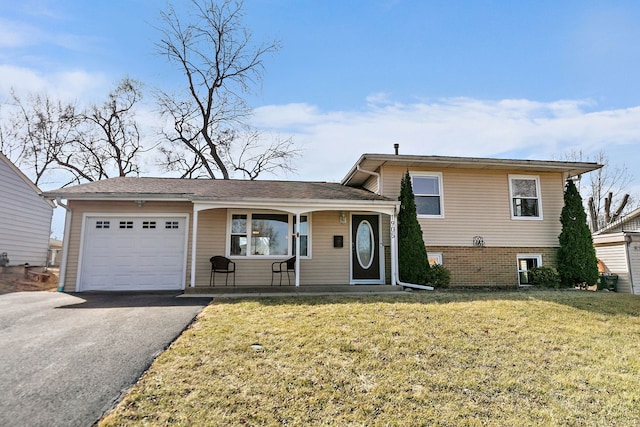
[[398, 171, 430, 284], [557, 179, 599, 287]]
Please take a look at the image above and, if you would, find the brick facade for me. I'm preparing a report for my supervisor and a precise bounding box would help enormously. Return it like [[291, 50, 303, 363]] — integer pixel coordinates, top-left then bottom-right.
[[426, 246, 558, 287]]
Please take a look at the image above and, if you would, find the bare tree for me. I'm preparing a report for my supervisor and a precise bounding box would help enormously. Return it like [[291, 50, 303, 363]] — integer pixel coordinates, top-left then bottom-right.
[[1, 78, 146, 186], [560, 149, 637, 231], [156, 0, 300, 180], [2, 91, 79, 186], [59, 77, 146, 183]]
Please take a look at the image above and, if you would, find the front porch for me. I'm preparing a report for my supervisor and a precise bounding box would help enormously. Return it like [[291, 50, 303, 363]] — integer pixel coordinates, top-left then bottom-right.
[[191, 203, 402, 289]]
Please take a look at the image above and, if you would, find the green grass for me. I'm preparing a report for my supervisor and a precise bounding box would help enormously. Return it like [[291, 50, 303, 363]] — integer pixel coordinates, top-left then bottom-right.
[[100, 290, 640, 426]]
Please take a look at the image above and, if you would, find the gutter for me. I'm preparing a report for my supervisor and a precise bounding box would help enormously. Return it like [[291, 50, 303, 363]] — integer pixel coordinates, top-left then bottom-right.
[[54, 198, 71, 292]]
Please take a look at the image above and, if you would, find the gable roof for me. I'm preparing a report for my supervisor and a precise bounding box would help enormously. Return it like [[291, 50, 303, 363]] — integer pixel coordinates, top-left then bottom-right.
[[342, 153, 602, 187], [43, 177, 394, 204], [593, 207, 640, 235]]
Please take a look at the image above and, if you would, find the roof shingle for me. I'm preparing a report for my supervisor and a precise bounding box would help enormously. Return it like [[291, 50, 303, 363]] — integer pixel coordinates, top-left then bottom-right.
[[43, 177, 392, 202]]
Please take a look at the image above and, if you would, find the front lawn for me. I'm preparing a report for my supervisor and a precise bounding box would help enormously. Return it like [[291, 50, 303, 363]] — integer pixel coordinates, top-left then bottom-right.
[[100, 290, 640, 426]]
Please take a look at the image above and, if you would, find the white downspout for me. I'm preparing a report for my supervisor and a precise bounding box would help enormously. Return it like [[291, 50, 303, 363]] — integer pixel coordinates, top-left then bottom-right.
[[55, 198, 71, 292], [392, 205, 434, 291], [625, 234, 635, 295]]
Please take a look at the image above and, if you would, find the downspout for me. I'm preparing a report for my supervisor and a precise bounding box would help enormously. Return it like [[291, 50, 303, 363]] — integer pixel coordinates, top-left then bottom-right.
[[392, 205, 434, 291], [624, 234, 635, 295], [55, 198, 71, 292]]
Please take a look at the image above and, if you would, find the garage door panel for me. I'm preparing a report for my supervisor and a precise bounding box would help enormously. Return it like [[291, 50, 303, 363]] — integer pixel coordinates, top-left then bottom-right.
[[80, 216, 187, 291]]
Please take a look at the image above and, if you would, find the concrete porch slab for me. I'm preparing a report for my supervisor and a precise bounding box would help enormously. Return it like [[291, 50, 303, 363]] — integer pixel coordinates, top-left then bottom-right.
[[182, 284, 412, 298]]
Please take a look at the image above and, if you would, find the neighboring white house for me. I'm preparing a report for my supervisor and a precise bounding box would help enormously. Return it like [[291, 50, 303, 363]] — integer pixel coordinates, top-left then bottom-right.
[[0, 152, 54, 267], [592, 207, 640, 295]]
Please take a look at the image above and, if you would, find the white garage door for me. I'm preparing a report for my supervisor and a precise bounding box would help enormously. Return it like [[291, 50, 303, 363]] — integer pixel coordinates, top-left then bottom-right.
[[79, 216, 188, 291]]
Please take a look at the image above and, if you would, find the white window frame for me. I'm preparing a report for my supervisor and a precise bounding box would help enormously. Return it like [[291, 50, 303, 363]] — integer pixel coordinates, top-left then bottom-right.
[[226, 210, 311, 259], [410, 171, 444, 218], [427, 252, 442, 266], [516, 253, 542, 286], [509, 174, 543, 220]]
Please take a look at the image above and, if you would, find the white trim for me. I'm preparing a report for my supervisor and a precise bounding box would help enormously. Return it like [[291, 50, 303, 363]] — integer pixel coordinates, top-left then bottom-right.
[[427, 252, 443, 265], [194, 202, 397, 218], [390, 211, 397, 286], [190, 208, 199, 288], [410, 171, 445, 219], [516, 253, 542, 286], [509, 174, 543, 220], [76, 213, 189, 292], [224, 210, 312, 259]]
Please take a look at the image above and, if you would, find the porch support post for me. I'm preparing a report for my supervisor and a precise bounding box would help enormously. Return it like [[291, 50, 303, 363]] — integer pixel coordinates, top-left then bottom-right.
[[295, 212, 301, 287], [189, 206, 199, 288], [390, 211, 398, 286]]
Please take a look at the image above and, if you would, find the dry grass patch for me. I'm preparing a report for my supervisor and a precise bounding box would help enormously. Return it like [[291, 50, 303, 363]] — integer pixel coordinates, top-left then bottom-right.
[[100, 290, 640, 426], [0, 270, 58, 293]]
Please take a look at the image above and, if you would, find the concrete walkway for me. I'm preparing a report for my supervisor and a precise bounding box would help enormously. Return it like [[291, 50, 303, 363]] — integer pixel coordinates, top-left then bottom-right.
[[0, 291, 211, 427], [182, 284, 414, 298]]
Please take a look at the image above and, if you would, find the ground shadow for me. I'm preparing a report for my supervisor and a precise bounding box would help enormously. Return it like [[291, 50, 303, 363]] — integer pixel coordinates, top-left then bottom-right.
[[57, 291, 212, 309]]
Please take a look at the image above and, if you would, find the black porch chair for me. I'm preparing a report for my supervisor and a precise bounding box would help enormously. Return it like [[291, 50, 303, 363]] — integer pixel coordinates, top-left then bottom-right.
[[210, 256, 236, 287], [271, 256, 296, 286]]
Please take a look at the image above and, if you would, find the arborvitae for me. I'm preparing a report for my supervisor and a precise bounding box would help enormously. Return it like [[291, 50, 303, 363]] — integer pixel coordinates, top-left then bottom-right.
[[398, 171, 430, 284], [557, 179, 599, 287]]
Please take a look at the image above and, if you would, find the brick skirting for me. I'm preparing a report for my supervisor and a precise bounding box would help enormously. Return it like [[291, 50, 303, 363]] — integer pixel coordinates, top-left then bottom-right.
[[426, 246, 558, 287]]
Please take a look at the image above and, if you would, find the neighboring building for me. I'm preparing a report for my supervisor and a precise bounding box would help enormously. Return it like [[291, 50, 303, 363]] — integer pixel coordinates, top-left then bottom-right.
[[49, 239, 63, 267], [44, 152, 600, 292], [0, 152, 54, 267], [592, 207, 640, 294]]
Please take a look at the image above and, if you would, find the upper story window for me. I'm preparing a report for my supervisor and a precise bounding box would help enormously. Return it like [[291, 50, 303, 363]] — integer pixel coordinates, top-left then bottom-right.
[[509, 175, 543, 220], [410, 172, 444, 218], [229, 212, 310, 258]]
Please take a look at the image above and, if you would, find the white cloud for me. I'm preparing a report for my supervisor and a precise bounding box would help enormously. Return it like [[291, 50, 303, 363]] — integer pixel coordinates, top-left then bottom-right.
[[0, 65, 110, 101], [253, 97, 640, 182]]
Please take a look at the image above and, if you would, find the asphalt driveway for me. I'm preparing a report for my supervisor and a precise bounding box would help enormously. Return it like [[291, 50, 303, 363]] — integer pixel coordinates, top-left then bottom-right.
[[0, 291, 211, 427]]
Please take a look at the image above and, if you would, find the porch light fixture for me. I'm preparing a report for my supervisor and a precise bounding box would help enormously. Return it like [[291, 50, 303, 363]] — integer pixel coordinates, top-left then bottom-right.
[[339, 211, 347, 224], [135, 200, 145, 208]]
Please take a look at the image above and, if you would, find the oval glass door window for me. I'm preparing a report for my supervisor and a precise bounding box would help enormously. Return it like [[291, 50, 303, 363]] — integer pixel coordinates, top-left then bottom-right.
[[356, 220, 374, 269]]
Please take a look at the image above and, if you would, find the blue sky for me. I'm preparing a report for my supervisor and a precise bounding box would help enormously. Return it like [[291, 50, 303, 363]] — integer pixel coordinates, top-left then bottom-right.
[[2, 1, 640, 236]]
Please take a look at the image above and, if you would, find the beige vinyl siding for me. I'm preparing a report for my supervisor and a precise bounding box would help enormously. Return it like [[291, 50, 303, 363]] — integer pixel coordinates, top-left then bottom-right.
[[62, 200, 193, 292], [595, 243, 632, 293], [380, 165, 564, 247], [195, 209, 227, 286], [362, 175, 379, 194], [301, 211, 350, 285], [0, 157, 53, 266]]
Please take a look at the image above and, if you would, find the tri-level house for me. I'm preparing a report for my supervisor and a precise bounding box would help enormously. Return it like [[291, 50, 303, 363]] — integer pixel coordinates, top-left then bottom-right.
[[44, 151, 600, 292]]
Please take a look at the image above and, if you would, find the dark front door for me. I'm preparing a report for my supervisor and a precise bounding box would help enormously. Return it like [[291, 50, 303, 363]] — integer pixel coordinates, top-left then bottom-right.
[[351, 214, 382, 283]]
